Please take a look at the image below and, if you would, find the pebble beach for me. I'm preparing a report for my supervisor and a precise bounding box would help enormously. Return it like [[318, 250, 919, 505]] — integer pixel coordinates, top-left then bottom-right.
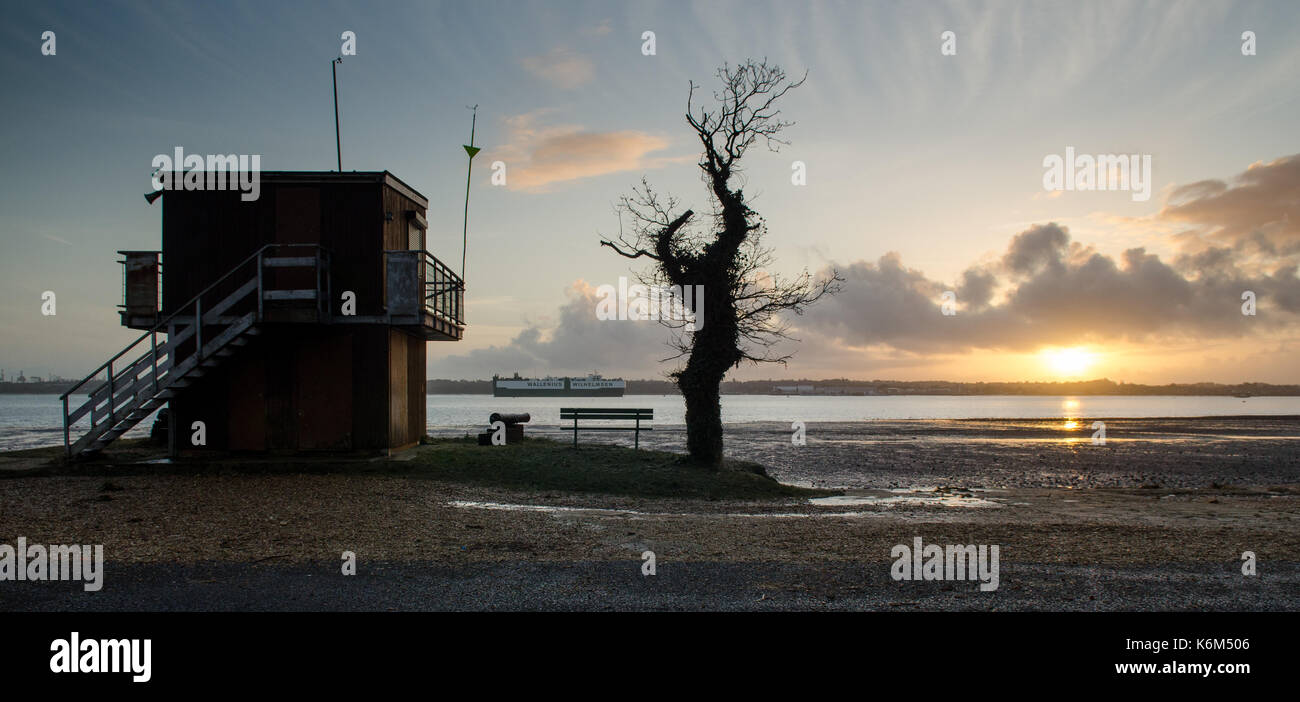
[[2, 416, 1297, 610]]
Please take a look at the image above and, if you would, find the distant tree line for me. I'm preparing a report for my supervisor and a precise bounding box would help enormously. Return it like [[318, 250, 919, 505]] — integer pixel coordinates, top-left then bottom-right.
[[0, 381, 76, 395], [425, 378, 1300, 396], [13, 377, 1292, 397]]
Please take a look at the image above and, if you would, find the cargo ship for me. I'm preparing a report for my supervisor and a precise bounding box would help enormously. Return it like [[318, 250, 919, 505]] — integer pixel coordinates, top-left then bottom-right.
[[492, 372, 626, 397]]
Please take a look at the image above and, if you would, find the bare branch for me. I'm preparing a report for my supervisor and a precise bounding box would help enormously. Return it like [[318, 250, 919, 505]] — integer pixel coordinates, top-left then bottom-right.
[[598, 239, 661, 261]]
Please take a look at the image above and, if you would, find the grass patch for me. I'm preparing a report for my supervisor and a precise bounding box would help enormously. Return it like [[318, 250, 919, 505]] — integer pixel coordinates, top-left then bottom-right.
[[416, 436, 829, 500], [2, 436, 832, 501]]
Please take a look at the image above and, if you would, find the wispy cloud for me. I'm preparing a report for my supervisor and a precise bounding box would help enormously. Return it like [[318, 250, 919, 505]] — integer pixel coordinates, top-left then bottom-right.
[[520, 47, 595, 90], [582, 19, 614, 37], [493, 110, 687, 191], [42, 233, 74, 246]]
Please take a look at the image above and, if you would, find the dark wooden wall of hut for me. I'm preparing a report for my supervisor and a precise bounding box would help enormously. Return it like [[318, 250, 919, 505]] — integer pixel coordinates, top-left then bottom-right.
[[386, 329, 427, 448], [381, 181, 429, 449], [171, 325, 427, 453], [160, 174, 431, 453], [161, 179, 387, 316]]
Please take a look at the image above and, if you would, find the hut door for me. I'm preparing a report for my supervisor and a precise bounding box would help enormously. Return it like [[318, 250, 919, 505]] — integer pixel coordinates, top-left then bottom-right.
[[273, 187, 321, 292]]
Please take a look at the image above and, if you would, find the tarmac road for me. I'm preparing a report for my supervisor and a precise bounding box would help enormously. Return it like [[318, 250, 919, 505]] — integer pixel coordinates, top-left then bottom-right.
[[4, 560, 1297, 612]]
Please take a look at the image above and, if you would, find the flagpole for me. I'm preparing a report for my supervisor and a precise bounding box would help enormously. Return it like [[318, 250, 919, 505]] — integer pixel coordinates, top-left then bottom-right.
[[332, 57, 343, 171], [461, 105, 479, 281]]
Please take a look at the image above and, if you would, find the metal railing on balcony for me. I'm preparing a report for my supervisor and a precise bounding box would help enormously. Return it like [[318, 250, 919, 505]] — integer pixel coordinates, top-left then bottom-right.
[[423, 252, 464, 327], [384, 250, 465, 333]]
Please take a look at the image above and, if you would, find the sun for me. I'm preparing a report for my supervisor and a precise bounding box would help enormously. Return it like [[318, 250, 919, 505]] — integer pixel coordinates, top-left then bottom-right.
[[1041, 347, 1097, 378]]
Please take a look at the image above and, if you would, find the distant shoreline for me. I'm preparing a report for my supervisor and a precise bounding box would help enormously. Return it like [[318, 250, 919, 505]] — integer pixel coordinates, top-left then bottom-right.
[[425, 378, 1300, 396], [5, 378, 1300, 397], [5, 389, 1300, 398], [0, 382, 75, 395], [7, 391, 1300, 398]]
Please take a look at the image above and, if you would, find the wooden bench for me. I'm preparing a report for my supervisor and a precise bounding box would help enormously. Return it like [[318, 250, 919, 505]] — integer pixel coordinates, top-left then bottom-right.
[[560, 408, 653, 449]]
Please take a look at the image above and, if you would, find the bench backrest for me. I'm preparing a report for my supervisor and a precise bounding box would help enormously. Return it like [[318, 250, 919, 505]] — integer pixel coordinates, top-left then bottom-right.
[[560, 408, 653, 421]]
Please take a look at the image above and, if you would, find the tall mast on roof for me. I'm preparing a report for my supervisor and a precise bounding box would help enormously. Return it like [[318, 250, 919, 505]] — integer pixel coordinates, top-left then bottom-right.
[[332, 57, 344, 171], [460, 105, 480, 280]]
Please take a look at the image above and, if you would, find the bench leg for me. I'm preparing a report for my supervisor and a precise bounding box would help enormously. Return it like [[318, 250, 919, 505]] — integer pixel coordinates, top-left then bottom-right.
[[573, 418, 578, 448], [634, 417, 640, 449]]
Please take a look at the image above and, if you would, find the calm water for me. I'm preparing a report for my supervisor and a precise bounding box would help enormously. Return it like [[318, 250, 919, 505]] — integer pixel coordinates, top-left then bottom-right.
[[3, 393, 1298, 451], [429, 394, 1300, 428]]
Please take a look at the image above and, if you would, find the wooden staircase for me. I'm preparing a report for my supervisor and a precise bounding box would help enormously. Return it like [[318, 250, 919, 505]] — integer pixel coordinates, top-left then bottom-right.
[[61, 244, 329, 458]]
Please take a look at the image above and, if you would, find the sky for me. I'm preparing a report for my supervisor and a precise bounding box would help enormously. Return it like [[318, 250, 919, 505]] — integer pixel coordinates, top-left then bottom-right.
[[1, 0, 1298, 385]]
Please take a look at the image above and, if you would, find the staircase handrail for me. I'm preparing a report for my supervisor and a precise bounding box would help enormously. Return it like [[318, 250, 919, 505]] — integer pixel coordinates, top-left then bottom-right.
[[59, 243, 329, 401]]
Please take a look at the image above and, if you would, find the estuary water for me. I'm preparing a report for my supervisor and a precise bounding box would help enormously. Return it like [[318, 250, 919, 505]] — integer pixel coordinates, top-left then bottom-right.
[[3, 393, 1297, 451]]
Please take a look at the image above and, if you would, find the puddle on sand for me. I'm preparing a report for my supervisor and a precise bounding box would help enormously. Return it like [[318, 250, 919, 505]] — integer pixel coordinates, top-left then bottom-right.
[[449, 500, 885, 519], [451, 487, 1004, 517], [450, 500, 643, 516], [809, 487, 1004, 509]]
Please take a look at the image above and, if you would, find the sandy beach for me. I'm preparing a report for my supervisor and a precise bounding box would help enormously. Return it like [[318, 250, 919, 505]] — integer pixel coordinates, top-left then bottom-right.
[[2, 417, 1297, 611]]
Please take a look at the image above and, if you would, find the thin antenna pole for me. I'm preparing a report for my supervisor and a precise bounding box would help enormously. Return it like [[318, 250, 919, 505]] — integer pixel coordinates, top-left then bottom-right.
[[461, 105, 480, 280], [332, 58, 343, 171]]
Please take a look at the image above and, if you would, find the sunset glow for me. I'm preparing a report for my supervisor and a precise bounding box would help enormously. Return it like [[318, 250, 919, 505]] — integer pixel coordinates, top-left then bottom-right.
[[1041, 347, 1097, 378]]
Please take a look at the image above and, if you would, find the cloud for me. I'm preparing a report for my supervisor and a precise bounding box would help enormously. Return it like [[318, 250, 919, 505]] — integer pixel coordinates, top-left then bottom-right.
[[433, 281, 676, 378], [493, 110, 684, 191], [436, 222, 1300, 378], [1159, 153, 1300, 258], [520, 47, 595, 90], [1000, 223, 1070, 276], [799, 157, 1300, 356], [582, 19, 614, 37], [802, 222, 1300, 354], [436, 156, 1300, 380]]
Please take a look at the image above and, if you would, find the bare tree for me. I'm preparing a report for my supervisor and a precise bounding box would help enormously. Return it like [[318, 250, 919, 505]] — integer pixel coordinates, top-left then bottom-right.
[[601, 59, 841, 466]]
